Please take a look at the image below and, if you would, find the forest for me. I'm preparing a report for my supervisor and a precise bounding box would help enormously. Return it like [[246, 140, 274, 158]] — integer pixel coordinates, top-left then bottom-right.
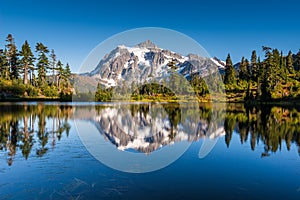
[[0, 34, 73, 100]]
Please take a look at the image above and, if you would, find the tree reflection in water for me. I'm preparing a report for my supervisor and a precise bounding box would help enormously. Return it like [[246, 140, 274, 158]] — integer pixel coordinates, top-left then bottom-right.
[[224, 104, 300, 157], [0, 102, 299, 166], [0, 103, 72, 165]]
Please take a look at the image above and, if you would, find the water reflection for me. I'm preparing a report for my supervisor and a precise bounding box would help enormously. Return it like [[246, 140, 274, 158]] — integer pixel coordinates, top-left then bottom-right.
[[0, 103, 72, 165], [0, 103, 299, 166], [224, 104, 300, 156], [88, 103, 225, 153]]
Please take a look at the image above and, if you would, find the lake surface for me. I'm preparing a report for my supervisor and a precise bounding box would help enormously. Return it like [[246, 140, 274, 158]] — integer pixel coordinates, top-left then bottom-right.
[[0, 102, 299, 200]]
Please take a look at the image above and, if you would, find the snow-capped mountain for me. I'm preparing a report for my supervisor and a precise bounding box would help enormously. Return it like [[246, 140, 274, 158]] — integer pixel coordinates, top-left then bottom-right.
[[84, 40, 224, 87]]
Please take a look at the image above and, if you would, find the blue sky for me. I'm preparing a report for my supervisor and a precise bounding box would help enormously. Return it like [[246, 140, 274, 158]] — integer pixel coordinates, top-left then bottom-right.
[[1, 0, 300, 72]]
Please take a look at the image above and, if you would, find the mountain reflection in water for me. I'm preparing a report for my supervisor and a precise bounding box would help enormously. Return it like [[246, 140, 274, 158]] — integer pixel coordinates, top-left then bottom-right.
[[0, 102, 299, 166]]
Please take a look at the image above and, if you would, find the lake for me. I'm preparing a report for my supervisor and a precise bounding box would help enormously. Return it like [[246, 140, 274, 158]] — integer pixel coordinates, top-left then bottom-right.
[[0, 102, 299, 200]]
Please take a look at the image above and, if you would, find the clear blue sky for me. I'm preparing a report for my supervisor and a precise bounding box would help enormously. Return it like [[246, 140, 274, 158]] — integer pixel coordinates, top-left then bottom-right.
[[1, 0, 300, 72]]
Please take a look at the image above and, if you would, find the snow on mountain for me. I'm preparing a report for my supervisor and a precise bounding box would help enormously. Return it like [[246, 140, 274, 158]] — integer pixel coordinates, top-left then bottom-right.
[[82, 40, 225, 88], [210, 57, 226, 69]]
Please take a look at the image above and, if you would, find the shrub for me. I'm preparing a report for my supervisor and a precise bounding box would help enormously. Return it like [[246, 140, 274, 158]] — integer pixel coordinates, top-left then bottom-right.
[[26, 85, 39, 97], [43, 85, 58, 97], [10, 81, 26, 95]]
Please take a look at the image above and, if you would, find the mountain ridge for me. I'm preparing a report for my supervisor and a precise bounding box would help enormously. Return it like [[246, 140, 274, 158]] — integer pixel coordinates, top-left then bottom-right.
[[77, 40, 226, 92]]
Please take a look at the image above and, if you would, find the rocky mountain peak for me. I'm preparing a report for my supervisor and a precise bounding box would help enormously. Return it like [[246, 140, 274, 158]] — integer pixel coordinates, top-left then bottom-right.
[[79, 41, 225, 89], [135, 40, 158, 49]]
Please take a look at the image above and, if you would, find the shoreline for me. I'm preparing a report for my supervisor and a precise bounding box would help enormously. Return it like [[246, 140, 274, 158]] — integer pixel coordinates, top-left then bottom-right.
[[1, 96, 300, 106]]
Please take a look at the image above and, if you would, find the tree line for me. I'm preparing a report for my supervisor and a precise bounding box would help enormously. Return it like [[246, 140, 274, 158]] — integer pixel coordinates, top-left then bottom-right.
[[224, 47, 300, 101], [0, 34, 72, 99], [95, 47, 300, 102]]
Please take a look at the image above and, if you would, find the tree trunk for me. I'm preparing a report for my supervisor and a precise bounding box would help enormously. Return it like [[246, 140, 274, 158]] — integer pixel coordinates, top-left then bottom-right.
[[52, 67, 55, 86], [23, 64, 28, 84]]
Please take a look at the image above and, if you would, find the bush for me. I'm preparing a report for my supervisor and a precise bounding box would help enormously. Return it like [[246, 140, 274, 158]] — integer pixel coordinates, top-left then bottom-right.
[[26, 85, 39, 97], [42, 85, 58, 97], [10, 81, 26, 95]]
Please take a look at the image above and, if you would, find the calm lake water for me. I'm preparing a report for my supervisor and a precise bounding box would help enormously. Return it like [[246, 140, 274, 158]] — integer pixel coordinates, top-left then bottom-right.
[[0, 102, 299, 200]]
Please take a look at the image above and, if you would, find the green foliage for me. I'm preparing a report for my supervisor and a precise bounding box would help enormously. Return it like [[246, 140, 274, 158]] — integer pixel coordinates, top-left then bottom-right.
[[36, 42, 49, 87], [20, 40, 35, 84], [5, 34, 20, 80], [239, 57, 248, 81], [224, 46, 300, 102], [224, 53, 236, 85], [25, 85, 38, 97], [251, 50, 258, 81], [95, 84, 113, 102], [0, 34, 73, 100], [191, 75, 209, 97], [42, 85, 58, 97], [10, 80, 26, 95], [286, 50, 294, 73], [0, 49, 9, 79]]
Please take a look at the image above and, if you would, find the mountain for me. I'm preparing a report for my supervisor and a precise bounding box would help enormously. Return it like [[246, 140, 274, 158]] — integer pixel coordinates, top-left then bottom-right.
[[80, 40, 225, 88]]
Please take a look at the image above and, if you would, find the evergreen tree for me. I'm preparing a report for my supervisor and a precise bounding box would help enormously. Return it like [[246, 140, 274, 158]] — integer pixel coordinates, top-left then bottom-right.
[[5, 34, 20, 80], [251, 50, 258, 81], [256, 56, 262, 98], [286, 50, 294, 74], [260, 46, 274, 99], [64, 63, 71, 79], [20, 40, 35, 84], [224, 53, 235, 85], [56, 60, 64, 89], [167, 60, 180, 92], [0, 49, 9, 79], [272, 49, 282, 79], [64, 63, 72, 89], [295, 49, 300, 71], [35, 43, 49, 87], [245, 59, 251, 80], [49, 49, 57, 86], [280, 51, 287, 81], [239, 56, 248, 80]]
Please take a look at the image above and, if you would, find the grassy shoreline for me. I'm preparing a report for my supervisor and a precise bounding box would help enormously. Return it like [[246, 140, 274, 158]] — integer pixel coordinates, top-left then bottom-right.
[[1, 95, 300, 106]]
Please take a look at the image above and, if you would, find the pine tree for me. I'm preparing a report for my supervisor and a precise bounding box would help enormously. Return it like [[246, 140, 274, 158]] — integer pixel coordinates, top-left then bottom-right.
[[245, 59, 251, 80], [64, 63, 71, 79], [286, 50, 294, 74], [167, 60, 180, 92], [56, 60, 64, 89], [20, 40, 35, 84], [295, 49, 300, 71], [251, 50, 258, 81], [5, 34, 20, 80], [0, 49, 9, 79], [64, 63, 72, 89], [224, 53, 235, 85], [35, 43, 49, 87], [256, 56, 262, 98], [280, 51, 287, 80], [239, 56, 248, 80], [49, 49, 57, 86], [260, 46, 274, 99], [272, 48, 282, 79]]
